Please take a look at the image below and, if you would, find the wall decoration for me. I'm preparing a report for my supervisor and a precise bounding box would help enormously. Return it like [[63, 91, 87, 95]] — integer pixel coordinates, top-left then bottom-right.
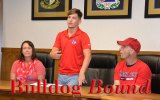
[[84, 0, 132, 19], [32, 0, 72, 20], [145, 0, 160, 18]]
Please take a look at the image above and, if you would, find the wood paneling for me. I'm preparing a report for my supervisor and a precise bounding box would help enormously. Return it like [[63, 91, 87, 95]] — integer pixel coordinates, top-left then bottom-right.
[[1, 48, 20, 80], [2, 47, 160, 82]]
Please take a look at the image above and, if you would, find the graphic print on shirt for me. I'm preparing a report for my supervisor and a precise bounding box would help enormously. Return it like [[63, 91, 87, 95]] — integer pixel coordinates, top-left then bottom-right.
[[72, 39, 77, 45], [120, 71, 138, 81]]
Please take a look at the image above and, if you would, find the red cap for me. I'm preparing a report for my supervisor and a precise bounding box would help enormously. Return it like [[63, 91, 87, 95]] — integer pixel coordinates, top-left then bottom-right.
[[117, 37, 141, 53]]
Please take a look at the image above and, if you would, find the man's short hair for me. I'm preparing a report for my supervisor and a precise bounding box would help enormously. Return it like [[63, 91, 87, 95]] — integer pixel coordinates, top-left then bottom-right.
[[68, 8, 83, 19]]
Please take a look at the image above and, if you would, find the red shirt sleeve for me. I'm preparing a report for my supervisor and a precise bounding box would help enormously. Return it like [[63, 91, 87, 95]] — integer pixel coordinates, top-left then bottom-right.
[[53, 33, 61, 49], [34, 60, 46, 78], [135, 64, 152, 86], [81, 33, 91, 49], [11, 60, 19, 73]]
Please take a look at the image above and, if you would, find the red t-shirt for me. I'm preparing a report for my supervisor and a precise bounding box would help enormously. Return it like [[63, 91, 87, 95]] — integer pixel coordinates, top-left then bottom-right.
[[53, 28, 91, 74], [114, 59, 152, 86], [11, 59, 46, 82]]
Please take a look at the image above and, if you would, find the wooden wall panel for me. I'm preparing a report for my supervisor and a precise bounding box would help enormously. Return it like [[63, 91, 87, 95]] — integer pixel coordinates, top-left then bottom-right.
[[1, 48, 20, 80], [1, 47, 160, 81]]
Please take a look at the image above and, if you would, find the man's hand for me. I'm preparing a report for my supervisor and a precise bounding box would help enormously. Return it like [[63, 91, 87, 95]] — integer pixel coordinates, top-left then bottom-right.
[[78, 72, 87, 86], [50, 47, 62, 59], [53, 51, 62, 59]]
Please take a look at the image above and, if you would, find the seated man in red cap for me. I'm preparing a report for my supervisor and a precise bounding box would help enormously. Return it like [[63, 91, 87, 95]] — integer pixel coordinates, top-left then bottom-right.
[[114, 37, 152, 93]]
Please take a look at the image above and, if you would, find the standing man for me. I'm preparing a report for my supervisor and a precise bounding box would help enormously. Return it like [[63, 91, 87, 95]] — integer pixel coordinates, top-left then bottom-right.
[[50, 8, 91, 86], [114, 37, 152, 92]]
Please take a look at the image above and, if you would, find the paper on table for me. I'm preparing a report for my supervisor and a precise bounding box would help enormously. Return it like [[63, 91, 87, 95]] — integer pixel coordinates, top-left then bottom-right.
[[29, 82, 62, 87], [46, 83, 62, 87], [30, 82, 43, 86]]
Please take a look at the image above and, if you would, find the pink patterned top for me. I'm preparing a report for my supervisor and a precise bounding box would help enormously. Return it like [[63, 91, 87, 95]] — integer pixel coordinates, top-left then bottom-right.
[[11, 59, 46, 82]]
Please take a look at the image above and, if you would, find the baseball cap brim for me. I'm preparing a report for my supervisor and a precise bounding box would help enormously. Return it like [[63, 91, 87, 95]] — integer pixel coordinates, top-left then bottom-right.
[[117, 41, 129, 46]]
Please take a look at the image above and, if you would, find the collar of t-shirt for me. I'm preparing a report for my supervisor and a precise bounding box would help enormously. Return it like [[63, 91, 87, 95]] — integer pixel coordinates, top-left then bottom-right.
[[126, 63, 136, 67], [126, 60, 139, 67], [65, 27, 81, 38]]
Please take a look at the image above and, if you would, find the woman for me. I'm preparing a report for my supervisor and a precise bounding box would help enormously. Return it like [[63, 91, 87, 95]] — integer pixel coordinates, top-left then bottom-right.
[[10, 40, 46, 83]]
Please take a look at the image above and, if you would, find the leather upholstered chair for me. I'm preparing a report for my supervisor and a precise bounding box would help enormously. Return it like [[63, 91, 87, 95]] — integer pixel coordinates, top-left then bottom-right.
[[85, 53, 117, 87], [138, 55, 160, 93], [36, 52, 54, 83]]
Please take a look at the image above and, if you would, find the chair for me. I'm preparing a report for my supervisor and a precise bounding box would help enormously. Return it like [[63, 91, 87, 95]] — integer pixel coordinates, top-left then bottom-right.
[[36, 52, 54, 83], [138, 55, 160, 93], [85, 53, 117, 87]]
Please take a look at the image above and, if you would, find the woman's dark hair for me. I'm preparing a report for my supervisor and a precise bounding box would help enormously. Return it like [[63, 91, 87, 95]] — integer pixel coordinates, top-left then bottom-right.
[[19, 40, 37, 61]]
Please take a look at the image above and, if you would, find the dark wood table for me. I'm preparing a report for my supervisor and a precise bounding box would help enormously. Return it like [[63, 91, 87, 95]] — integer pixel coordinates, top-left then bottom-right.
[[0, 81, 160, 100]]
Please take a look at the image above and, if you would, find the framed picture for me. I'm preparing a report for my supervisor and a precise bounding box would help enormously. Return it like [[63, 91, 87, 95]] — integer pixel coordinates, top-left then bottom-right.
[[32, 0, 72, 20], [84, 0, 132, 19], [145, 0, 160, 18]]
